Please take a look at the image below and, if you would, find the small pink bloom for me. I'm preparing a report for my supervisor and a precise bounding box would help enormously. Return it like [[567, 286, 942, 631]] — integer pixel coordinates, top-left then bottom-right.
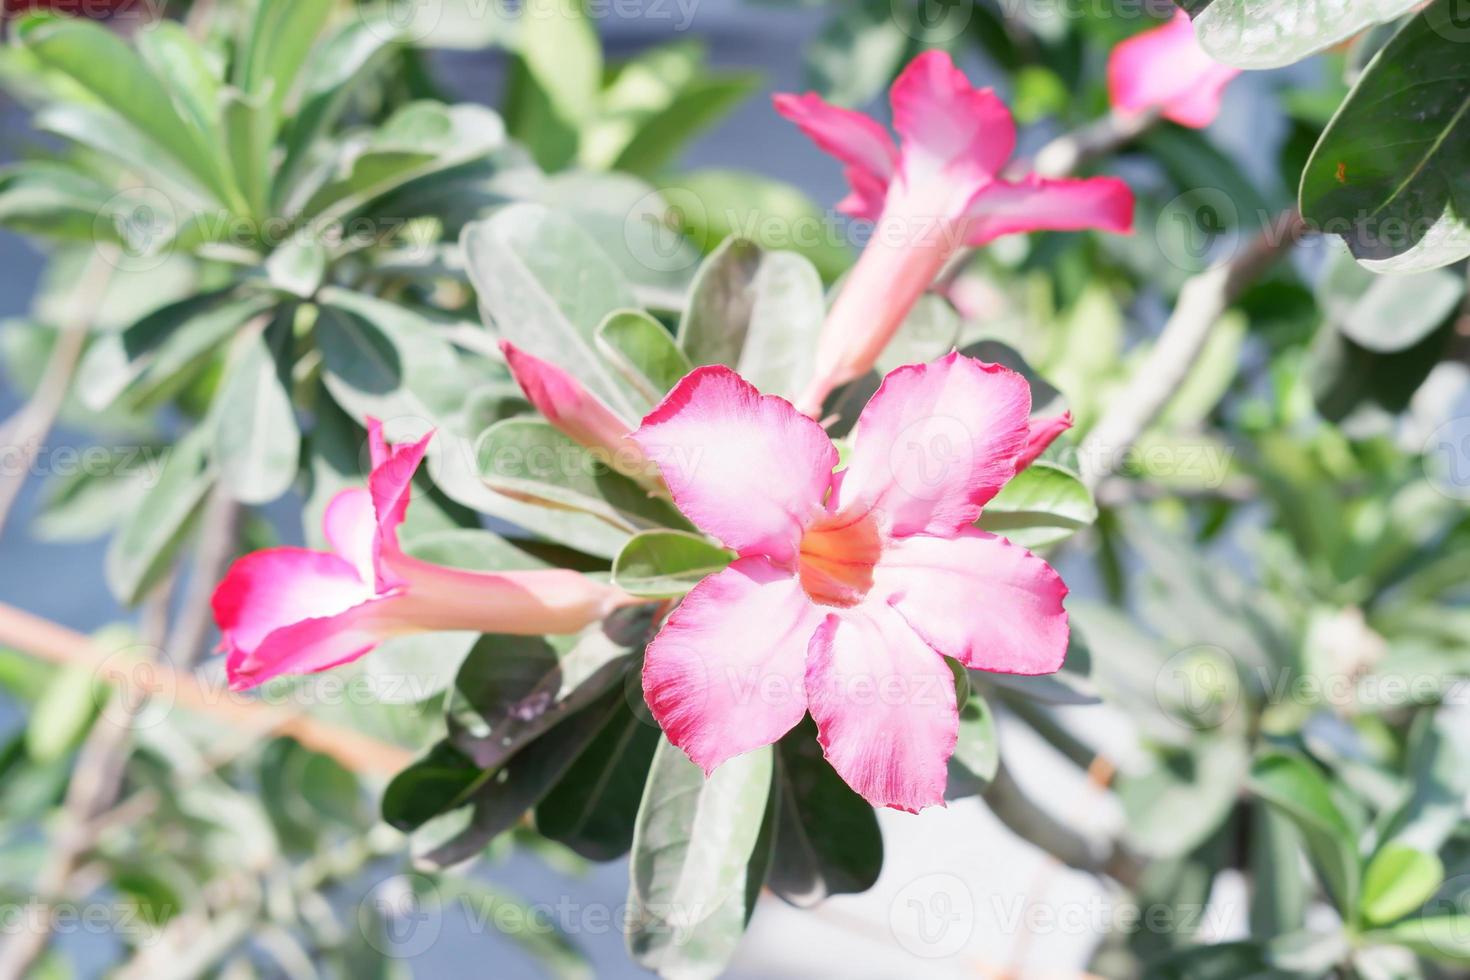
[[1018, 411, 1074, 470], [213, 418, 638, 691], [1108, 12, 1240, 129], [632, 353, 1069, 812], [499, 340, 660, 487], [775, 51, 1135, 417]]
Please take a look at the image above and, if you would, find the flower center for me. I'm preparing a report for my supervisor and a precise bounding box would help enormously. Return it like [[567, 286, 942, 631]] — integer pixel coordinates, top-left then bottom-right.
[[798, 511, 882, 608]]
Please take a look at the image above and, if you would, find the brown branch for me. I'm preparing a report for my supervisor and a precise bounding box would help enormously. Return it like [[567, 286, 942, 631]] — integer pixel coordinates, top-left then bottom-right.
[[1079, 210, 1309, 491]]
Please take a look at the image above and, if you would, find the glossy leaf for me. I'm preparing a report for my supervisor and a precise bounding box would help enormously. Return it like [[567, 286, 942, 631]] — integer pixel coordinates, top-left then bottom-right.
[[1300, 0, 1470, 272], [1360, 843, 1443, 926], [612, 530, 733, 598], [595, 310, 693, 408], [1175, 0, 1420, 69], [104, 427, 214, 605], [1248, 752, 1362, 914], [978, 462, 1097, 549], [213, 316, 300, 505]]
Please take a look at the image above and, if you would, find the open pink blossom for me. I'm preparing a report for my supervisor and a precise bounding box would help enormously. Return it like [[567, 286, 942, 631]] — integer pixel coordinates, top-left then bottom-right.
[[1108, 12, 1240, 128], [499, 340, 660, 488], [212, 418, 639, 691], [632, 353, 1069, 812], [775, 51, 1134, 417]]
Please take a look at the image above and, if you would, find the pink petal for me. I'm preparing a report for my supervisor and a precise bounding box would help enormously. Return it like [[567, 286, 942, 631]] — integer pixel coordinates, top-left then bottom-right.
[[365, 418, 433, 590], [1108, 12, 1239, 129], [499, 340, 655, 483], [773, 91, 897, 219], [1017, 411, 1074, 470], [876, 529, 1069, 676], [890, 50, 1015, 193], [837, 352, 1031, 537], [323, 487, 376, 582], [228, 597, 399, 690], [805, 604, 957, 812], [963, 174, 1135, 247], [631, 366, 837, 564], [383, 553, 640, 635], [643, 557, 821, 773], [212, 547, 378, 669]]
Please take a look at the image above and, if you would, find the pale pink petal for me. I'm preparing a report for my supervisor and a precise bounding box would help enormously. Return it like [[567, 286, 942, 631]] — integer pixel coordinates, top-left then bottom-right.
[[500, 340, 655, 484], [875, 529, 1069, 675], [228, 597, 399, 690], [1017, 411, 1074, 470], [837, 352, 1031, 537], [323, 488, 376, 583], [212, 548, 378, 665], [772, 91, 898, 211], [364, 418, 432, 589], [890, 50, 1015, 191], [642, 557, 822, 773], [1108, 12, 1239, 129], [836, 165, 892, 223], [632, 366, 837, 563], [383, 552, 640, 634], [805, 604, 957, 812], [963, 174, 1135, 247]]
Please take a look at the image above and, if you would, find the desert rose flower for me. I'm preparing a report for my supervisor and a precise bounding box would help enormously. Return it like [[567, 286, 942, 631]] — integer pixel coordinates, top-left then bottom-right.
[[631, 353, 1069, 812], [1108, 11, 1240, 128], [775, 51, 1134, 417], [213, 418, 639, 690], [1019, 411, 1074, 470], [499, 339, 660, 488]]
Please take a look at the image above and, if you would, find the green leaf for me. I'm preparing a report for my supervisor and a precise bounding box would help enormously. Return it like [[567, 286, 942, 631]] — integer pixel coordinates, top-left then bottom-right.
[[658, 169, 853, 281], [1306, 313, 1451, 424], [1380, 708, 1470, 852], [133, 20, 222, 154], [462, 203, 642, 420], [213, 316, 300, 506], [221, 87, 273, 220], [1248, 752, 1362, 914], [768, 720, 882, 907], [237, 0, 334, 133], [275, 13, 402, 208], [1360, 843, 1443, 926], [506, 0, 602, 170], [417, 692, 625, 868], [581, 41, 705, 169], [301, 102, 506, 223], [1365, 916, 1470, 963], [677, 237, 826, 400], [1175, 0, 1420, 69], [447, 628, 635, 770], [18, 14, 238, 208], [803, 0, 909, 108], [381, 740, 481, 834], [32, 103, 209, 203], [77, 291, 274, 412], [949, 692, 1000, 789], [0, 162, 125, 241], [627, 739, 772, 978], [595, 310, 693, 407], [265, 239, 327, 298], [26, 665, 100, 763], [1119, 736, 1250, 860], [978, 462, 1096, 549], [535, 701, 661, 861], [104, 427, 214, 605], [1316, 244, 1464, 352], [611, 73, 759, 179], [477, 418, 686, 533], [612, 530, 733, 599], [1299, 0, 1470, 272]]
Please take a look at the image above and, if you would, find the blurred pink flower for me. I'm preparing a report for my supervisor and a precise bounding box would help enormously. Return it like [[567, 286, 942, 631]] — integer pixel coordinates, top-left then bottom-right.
[[775, 51, 1134, 417], [1108, 11, 1240, 128], [631, 353, 1069, 812], [213, 419, 638, 690]]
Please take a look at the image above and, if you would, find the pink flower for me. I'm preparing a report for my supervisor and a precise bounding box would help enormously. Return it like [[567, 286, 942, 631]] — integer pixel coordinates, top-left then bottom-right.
[[1019, 411, 1074, 470], [499, 340, 660, 488], [631, 353, 1069, 812], [1108, 12, 1240, 128], [775, 51, 1135, 417], [212, 419, 639, 691]]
